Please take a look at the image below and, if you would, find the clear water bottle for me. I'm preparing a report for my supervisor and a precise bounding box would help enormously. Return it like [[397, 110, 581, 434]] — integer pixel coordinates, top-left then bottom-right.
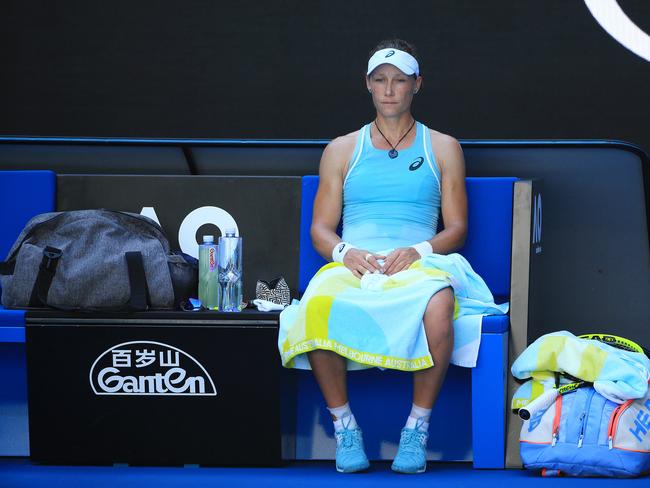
[[198, 235, 219, 310], [218, 228, 243, 312]]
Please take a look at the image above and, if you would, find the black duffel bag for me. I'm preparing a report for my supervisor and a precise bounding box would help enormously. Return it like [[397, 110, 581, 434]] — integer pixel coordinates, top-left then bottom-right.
[[0, 209, 197, 311]]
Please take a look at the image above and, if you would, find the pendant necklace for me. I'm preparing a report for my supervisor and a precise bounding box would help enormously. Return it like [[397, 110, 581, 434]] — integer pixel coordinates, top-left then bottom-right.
[[374, 119, 415, 159]]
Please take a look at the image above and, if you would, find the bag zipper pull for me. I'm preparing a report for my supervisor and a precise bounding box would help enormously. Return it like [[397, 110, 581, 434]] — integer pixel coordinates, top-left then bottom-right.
[[550, 394, 562, 447], [606, 400, 633, 451], [577, 411, 586, 447]]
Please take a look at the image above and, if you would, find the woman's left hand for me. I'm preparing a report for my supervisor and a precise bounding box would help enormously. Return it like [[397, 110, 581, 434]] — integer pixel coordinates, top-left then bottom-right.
[[382, 247, 420, 276]]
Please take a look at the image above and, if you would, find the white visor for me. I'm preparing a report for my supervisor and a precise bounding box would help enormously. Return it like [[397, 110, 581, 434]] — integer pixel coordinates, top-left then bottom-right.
[[367, 48, 420, 76]]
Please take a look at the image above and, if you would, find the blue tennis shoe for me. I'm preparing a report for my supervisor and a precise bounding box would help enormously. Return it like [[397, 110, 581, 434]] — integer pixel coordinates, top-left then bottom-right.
[[391, 421, 429, 474], [334, 421, 370, 473]]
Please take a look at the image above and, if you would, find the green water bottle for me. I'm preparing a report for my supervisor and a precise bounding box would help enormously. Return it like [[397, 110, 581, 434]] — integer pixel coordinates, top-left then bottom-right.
[[198, 235, 219, 310]]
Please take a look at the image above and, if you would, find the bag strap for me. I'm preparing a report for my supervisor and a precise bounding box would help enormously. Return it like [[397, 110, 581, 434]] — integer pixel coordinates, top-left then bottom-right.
[[0, 261, 15, 275], [24, 248, 150, 311], [125, 251, 150, 311], [28, 246, 62, 307]]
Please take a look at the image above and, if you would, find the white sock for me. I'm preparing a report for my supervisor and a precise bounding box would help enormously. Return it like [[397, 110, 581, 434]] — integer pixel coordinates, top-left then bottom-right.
[[328, 402, 358, 432], [333, 414, 358, 433], [328, 402, 352, 420], [404, 403, 431, 432]]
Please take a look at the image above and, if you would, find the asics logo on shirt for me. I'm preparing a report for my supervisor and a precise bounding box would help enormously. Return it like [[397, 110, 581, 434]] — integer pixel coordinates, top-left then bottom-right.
[[385, 50, 395, 58], [409, 157, 424, 171], [338, 243, 346, 252]]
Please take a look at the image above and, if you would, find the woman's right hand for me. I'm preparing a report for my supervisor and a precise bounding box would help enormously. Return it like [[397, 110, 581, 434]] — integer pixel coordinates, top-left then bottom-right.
[[343, 249, 386, 279]]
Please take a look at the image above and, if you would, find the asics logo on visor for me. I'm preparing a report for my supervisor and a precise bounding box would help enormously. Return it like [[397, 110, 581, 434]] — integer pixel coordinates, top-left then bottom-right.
[[385, 50, 395, 58]]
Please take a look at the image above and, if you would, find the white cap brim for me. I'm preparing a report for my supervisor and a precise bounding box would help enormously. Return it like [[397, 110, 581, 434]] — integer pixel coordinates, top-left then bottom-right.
[[367, 48, 419, 76]]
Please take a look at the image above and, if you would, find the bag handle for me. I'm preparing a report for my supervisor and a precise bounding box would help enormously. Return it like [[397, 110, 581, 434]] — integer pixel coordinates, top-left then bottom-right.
[[125, 251, 150, 311], [28, 246, 62, 307], [27, 248, 150, 312]]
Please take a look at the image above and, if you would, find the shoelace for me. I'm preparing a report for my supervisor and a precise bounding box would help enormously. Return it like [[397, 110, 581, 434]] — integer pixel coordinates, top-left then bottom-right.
[[336, 416, 361, 450], [398, 418, 428, 454], [336, 430, 361, 450], [399, 429, 427, 453]]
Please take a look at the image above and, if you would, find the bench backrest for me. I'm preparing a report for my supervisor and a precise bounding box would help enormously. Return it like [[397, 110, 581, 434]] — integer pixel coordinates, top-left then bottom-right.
[[298, 175, 516, 302]]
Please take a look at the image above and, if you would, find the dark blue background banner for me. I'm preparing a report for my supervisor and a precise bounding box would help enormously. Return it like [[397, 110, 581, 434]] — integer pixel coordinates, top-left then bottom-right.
[[1, 1, 648, 151]]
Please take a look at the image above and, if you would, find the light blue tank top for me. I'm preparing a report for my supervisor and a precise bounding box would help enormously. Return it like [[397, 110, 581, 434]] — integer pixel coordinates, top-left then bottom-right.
[[342, 121, 442, 253]]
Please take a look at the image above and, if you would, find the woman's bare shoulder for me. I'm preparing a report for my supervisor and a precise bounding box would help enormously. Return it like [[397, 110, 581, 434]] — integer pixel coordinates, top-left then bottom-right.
[[321, 129, 361, 174], [428, 128, 461, 151], [427, 128, 464, 173], [326, 129, 360, 155]]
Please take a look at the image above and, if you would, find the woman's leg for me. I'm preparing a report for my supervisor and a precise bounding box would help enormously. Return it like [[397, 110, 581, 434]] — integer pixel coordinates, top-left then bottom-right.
[[392, 287, 454, 474], [392, 288, 454, 473], [413, 287, 455, 408], [308, 349, 348, 410], [308, 349, 369, 473]]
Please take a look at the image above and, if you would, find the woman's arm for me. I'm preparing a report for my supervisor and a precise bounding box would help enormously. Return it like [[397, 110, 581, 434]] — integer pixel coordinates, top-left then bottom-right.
[[311, 139, 348, 260], [311, 135, 384, 278], [429, 135, 468, 253]]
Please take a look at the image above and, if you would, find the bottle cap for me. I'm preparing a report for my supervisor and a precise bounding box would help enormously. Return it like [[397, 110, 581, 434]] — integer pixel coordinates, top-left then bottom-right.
[[225, 227, 236, 237], [202, 235, 214, 243]]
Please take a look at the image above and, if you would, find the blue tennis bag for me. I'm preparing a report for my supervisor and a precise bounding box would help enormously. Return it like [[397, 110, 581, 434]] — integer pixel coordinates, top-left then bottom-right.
[[520, 382, 650, 477]]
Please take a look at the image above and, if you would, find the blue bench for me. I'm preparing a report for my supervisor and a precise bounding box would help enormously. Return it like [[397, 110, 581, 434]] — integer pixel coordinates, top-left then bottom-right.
[[0, 170, 516, 467], [296, 175, 515, 468]]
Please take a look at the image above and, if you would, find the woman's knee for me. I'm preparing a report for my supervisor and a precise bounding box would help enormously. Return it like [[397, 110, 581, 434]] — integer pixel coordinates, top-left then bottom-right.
[[425, 287, 455, 318], [423, 288, 455, 340], [308, 349, 347, 370]]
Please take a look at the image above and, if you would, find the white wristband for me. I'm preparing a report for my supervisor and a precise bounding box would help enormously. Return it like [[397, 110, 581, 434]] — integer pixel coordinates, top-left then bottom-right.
[[411, 240, 433, 258], [332, 241, 356, 263]]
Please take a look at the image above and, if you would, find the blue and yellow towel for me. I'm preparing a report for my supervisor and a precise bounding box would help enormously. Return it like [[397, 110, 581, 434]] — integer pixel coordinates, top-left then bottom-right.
[[511, 331, 650, 408], [278, 253, 509, 371]]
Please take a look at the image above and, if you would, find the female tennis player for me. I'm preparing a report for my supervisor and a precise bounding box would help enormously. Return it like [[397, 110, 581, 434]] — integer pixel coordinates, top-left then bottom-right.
[[281, 39, 468, 474]]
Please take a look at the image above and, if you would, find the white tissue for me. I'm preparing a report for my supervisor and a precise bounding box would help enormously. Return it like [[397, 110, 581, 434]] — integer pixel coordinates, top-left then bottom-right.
[[252, 299, 287, 312], [360, 272, 390, 292]]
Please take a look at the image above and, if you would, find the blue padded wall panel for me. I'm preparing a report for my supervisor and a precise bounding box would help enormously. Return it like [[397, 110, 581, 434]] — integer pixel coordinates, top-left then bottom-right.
[[459, 177, 516, 301], [299, 176, 326, 293]]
